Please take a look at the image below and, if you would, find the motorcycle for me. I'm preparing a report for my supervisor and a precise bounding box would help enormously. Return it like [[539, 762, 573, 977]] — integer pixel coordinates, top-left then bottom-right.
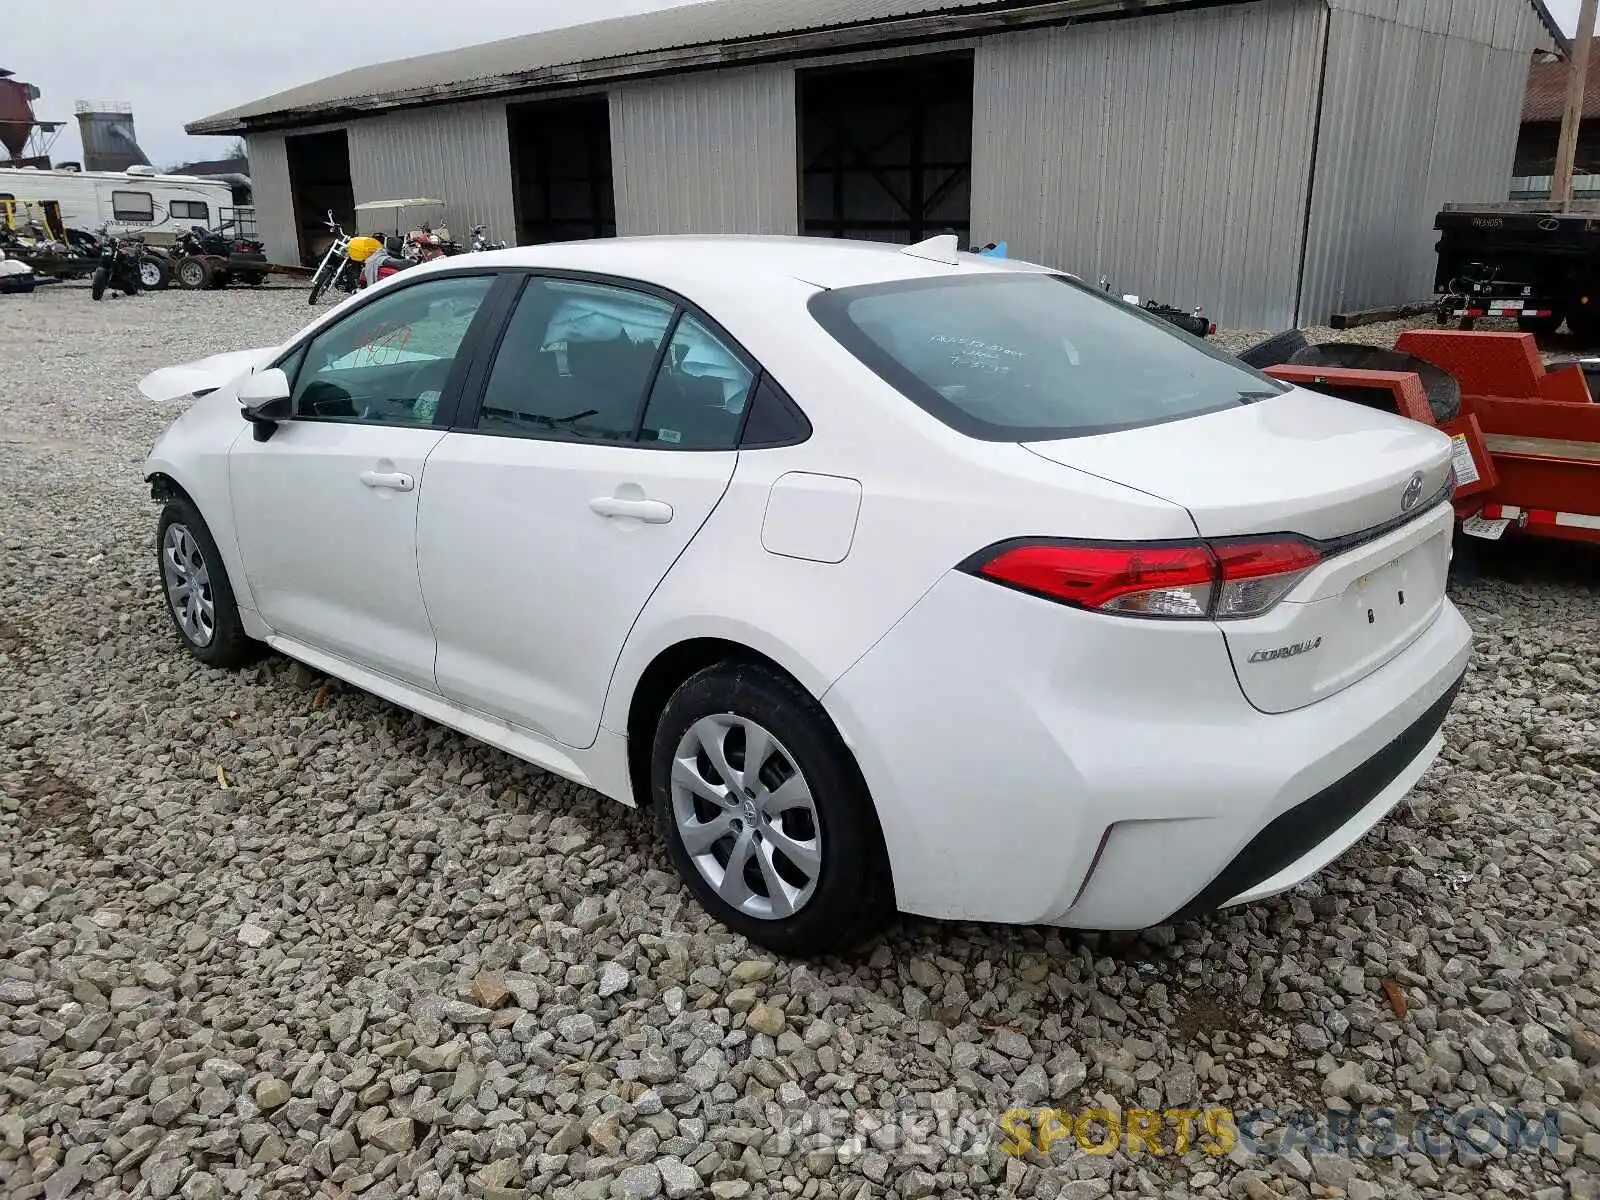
[[91, 228, 145, 301], [403, 223, 452, 263], [468, 223, 507, 253], [308, 213, 411, 305], [1097, 273, 1214, 339]]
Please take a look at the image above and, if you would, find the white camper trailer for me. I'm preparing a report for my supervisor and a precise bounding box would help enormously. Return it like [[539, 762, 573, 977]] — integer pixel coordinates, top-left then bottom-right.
[[0, 165, 236, 245]]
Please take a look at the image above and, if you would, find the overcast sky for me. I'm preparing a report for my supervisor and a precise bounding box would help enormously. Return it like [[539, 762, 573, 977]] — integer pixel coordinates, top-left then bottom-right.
[[10, 0, 686, 168], [9, 0, 1588, 169]]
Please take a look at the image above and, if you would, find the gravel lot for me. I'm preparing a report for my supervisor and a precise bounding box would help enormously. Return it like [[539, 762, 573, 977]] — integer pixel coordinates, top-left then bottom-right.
[[2, 282, 1598, 1200]]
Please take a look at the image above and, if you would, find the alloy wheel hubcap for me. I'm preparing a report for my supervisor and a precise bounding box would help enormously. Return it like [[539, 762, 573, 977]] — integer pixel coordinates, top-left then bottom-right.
[[161, 524, 215, 647], [670, 714, 821, 920], [140, 261, 161, 286]]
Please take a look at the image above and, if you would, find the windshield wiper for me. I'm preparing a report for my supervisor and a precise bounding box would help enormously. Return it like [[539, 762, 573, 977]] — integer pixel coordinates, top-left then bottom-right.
[[1235, 390, 1280, 404]]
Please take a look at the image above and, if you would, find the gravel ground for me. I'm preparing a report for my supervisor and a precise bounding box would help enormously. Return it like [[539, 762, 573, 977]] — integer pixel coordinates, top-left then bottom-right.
[[2, 282, 1598, 1200]]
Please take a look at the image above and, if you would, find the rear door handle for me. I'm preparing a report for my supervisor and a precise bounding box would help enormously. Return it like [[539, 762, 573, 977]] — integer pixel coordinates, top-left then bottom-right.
[[360, 470, 414, 492], [589, 496, 673, 524]]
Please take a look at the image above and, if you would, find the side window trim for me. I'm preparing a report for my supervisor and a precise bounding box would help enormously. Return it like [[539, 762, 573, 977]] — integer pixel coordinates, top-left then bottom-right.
[[451, 267, 768, 450], [446, 271, 535, 433], [271, 270, 506, 431], [628, 306, 687, 441], [737, 372, 813, 450]]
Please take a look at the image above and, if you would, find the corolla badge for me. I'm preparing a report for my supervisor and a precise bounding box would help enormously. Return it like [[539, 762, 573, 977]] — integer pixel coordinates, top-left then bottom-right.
[[1248, 636, 1322, 664], [1400, 471, 1425, 513]]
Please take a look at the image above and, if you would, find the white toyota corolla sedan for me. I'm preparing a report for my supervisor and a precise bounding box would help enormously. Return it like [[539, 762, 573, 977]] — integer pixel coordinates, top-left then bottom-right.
[[141, 235, 1471, 956]]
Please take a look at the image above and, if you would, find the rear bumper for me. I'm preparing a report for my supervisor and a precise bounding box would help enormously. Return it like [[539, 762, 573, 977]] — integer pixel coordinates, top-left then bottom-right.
[[1173, 669, 1463, 921], [821, 571, 1472, 929]]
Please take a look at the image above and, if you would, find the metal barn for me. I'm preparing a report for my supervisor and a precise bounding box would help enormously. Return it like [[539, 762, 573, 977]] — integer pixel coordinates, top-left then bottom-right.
[[190, 0, 1562, 328]]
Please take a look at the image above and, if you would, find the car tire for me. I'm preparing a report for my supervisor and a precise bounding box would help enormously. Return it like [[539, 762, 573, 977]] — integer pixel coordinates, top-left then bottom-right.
[[175, 258, 211, 290], [156, 498, 262, 670], [91, 268, 107, 301], [651, 663, 893, 957], [1236, 328, 1309, 369]]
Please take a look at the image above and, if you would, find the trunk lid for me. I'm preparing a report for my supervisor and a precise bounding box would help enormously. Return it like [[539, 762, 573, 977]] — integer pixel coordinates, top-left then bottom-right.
[[1024, 387, 1456, 713]]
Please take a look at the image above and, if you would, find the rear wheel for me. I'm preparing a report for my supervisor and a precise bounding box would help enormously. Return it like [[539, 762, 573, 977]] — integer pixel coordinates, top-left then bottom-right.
[[156, 498, 261, 669], [1517, 310, 1563, 336], [1567, 298, 1600, 341], [651, 663, 893, 957], [139, 256, 170, 290], [175, 258, 211, 290], [90, 268, 108, 301]]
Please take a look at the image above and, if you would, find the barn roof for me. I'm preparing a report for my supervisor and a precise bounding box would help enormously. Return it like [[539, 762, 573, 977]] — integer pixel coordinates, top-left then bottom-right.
[[190, 0, 1568, 135], [1523, 38, 1600, 123]]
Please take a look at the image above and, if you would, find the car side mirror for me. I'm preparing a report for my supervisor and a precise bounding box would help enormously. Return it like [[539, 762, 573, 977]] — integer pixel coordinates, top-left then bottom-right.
[[239, 368, 292, 442]]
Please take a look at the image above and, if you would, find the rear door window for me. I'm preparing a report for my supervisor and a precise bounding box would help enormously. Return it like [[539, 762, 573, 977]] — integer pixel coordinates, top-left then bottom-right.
[[639, 314, 755, 449], [476, 278, 675, 442], [808, 273, 1287, 441]]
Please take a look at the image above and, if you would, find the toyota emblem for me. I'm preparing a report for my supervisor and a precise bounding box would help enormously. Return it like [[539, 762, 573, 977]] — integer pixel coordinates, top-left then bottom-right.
[[1400, 471, 1425, 513]]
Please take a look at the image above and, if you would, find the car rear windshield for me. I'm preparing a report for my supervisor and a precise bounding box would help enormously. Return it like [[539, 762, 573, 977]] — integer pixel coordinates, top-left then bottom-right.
[[807, 272, 1288, 441]]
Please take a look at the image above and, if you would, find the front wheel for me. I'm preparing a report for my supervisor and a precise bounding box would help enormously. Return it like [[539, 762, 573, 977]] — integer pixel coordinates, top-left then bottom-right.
[[651, 663, 893, 957], [91, 268, 108, 300], [156, 498, 262, 669], [308, 260, 334, 305]]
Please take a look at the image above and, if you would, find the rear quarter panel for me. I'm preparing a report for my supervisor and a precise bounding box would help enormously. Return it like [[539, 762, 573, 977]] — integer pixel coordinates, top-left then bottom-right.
[[599, 274, 1199, 734]]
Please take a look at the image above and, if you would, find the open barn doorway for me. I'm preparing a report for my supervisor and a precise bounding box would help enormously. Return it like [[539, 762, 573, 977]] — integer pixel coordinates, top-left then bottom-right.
[[284, 130, 354, 266], [507, 97, 616, 244], [798, 54, 974, 245]]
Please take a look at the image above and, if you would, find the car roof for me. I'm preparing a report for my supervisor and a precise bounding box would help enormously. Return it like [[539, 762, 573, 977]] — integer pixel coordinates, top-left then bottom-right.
[[457, 234, 1058, 294]]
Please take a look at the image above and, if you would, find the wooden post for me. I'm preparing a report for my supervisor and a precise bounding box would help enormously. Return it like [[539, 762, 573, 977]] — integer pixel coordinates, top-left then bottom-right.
[[1553, 0, 1598, 210]]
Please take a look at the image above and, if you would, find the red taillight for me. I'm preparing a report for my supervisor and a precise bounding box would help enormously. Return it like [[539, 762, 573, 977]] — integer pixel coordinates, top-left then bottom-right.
[[967, 536, 1322, 620]]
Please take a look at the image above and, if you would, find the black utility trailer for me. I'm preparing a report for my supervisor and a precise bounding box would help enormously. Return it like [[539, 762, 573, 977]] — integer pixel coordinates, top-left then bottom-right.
[[1433, 200, 1600, 337]]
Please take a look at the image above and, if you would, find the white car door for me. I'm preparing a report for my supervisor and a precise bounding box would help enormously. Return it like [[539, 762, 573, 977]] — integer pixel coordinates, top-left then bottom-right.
[[417, 274, 754, 748], [228, 272, 499, 691]]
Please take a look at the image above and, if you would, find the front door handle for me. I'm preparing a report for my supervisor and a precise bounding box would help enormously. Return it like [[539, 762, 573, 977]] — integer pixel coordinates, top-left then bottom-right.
[[360, 470, 415, 491], [589, 496, 673, 524]]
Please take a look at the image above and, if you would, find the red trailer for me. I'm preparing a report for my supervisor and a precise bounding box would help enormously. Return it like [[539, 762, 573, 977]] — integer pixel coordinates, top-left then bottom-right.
[[1258, 330, 1600, 547]]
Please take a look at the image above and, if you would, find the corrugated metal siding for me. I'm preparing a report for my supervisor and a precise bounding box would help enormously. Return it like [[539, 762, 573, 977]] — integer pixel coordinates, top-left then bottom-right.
[[969, 0, 1325, 329], [244, 131, 297, 266], [346, 100, 516, 243], [1297, 5, 1533, 322], [611, 66, 797, 236]]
